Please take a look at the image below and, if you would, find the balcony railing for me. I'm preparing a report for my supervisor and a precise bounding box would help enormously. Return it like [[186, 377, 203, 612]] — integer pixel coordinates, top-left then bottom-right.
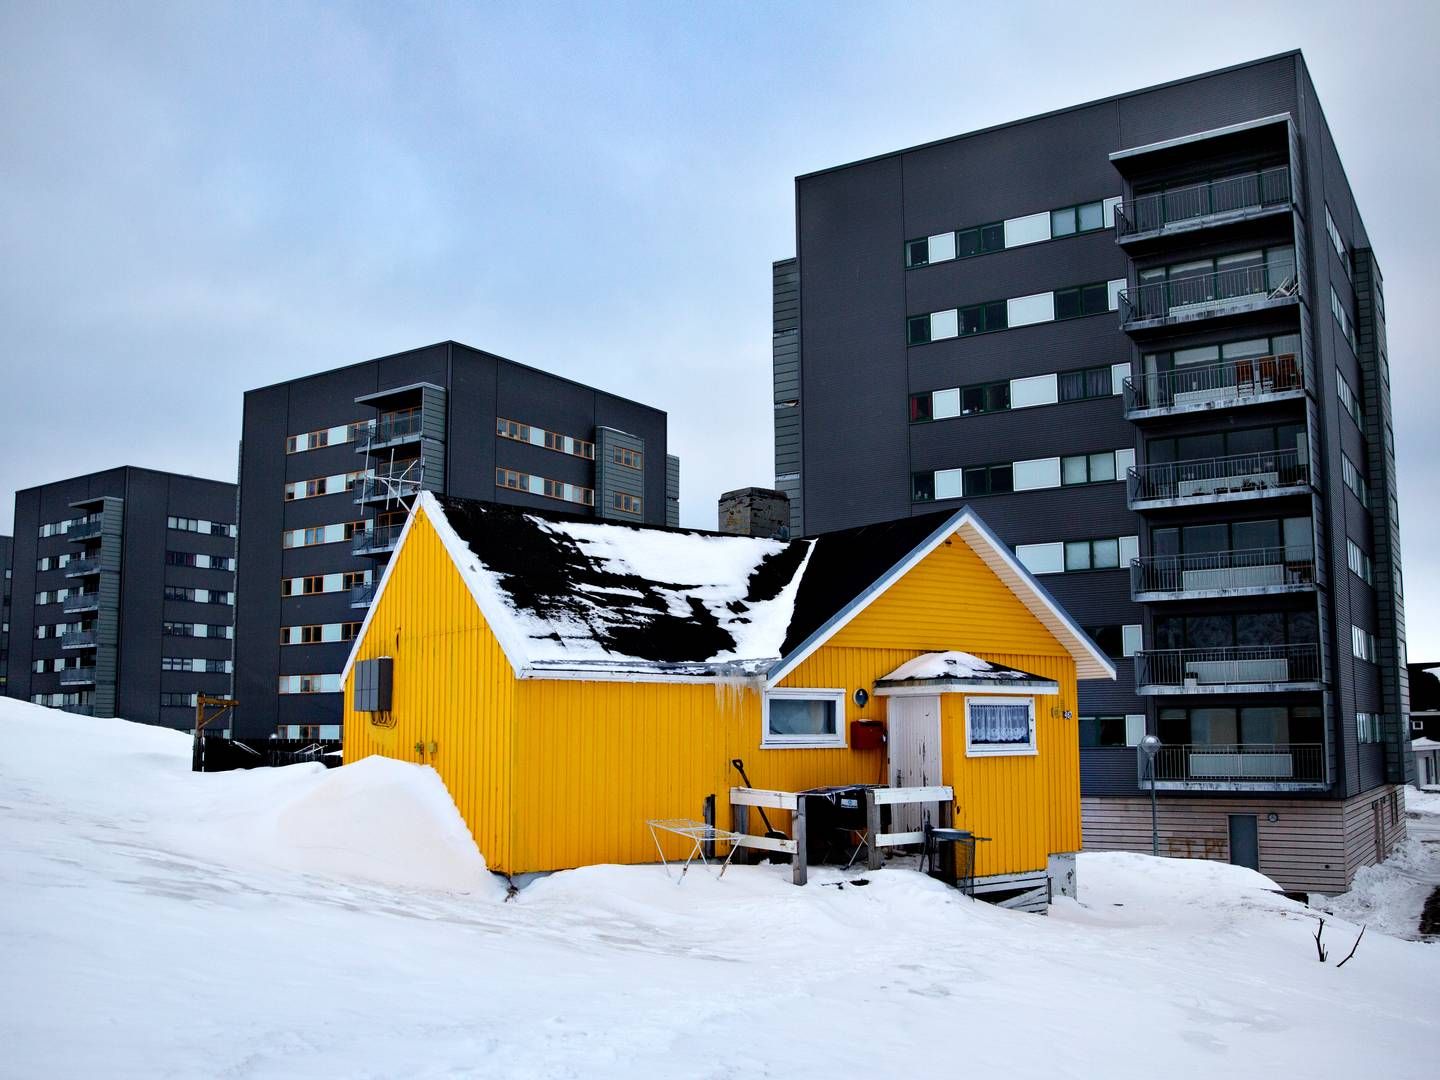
[[1134, 643, 1321, 693], [350, 582, 375, 608], [1128, 448, 1308, 507], [1114, 166, 1292, 239], [359, 411, 424, 452], [59, 666, 97, 686], [352, 523, 403, 556], [66, 517, 104, 542], [1130, 546, 1316, 600], [63, 591, 101, 613], [63, 557, 102, 578], [1144, 741, 1325, 787], [1119, 260, 1297, 328], [1125, 353, 1303, 416], [60, 629, 99, 650], [355, 471, 425, 504]]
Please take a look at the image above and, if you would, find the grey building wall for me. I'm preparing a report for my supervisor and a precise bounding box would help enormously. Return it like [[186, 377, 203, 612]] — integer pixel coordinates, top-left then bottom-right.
[[5, 467, 237, 729], [772, 258, 803, 536], [0, 535, 12, 696], [665, 454, 680, 527], [779, 52, 1403, 811], [234, 340, 672, 739]]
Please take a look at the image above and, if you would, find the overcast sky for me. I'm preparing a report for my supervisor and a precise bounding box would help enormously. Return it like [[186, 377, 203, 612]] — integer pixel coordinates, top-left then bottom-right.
[[2, 1, 1438, 652]]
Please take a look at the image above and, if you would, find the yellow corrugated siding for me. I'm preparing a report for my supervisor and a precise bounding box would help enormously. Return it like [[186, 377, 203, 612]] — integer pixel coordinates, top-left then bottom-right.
[[341, 509, 517, 872]]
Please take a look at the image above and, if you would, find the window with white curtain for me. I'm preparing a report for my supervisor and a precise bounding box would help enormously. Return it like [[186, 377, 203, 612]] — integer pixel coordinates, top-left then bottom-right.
[[965, 696, 1037, 756]]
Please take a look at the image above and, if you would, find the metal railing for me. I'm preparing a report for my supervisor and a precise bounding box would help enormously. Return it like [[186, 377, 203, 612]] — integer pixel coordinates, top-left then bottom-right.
[[1119, 260, 1297, 325], [361, 411, 424, 450], [1128, 448, 1308, 505], [350, 582, 375, 607], [66, 517, 104, 541], [1134, 643, 1321, 690], [59, 666, 97, 686], [63, 591, 101, 613], [1130, 546, 1316, 598], [355, 473, 425, 502], [1125, 353, 1302, 414], [63, 557, 102, 577], [1147, 741, 1324, 784], [1114, 166, 1291, 237], [60, 629, 99, 649], [352, 523, 403, 555]]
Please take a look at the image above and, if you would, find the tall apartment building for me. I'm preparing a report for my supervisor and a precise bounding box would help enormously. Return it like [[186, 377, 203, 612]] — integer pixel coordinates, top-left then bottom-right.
[[774, 52, 1408, 892], [234, 340, 678, 740], [5, 468, 238, 727], [1, 535, 12, 695]]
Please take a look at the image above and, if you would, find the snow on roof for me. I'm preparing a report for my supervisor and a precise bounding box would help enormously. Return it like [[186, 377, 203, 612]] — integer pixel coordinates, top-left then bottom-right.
[[877, 651, 1050, 686], [1412, 737, 1440, 751], [342, 493, 1117, 683]]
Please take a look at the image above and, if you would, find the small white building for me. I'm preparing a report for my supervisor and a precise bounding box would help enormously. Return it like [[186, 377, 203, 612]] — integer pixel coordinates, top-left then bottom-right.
[[1413, 737, 1440, 791]]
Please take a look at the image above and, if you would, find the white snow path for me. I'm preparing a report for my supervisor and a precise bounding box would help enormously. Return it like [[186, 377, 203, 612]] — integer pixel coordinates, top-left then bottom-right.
[[1, 701, 1437, 1079]]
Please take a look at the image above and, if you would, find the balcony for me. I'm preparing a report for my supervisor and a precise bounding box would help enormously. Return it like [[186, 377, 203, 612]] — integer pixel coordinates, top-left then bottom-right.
[[1134, 643, 1322, 695], [60, 629, 99, 650], [63, 557, 102, 578], [1130, 547, 1316, 602], [350, 582, 375, 608], [352, 523, 403, 557], [1128, 448, 1309, 510], [357, 411, 424, 454], [1143, 741, 1326, 791], [1114, 166, 1292, 244], [1125, 353, 1304, 420], [355, 469, 426, 505], [66, 517, 104, 542], [63, 591, 101, 613], [1119, 261, 1298, 332], [59, 666, 97, 687]]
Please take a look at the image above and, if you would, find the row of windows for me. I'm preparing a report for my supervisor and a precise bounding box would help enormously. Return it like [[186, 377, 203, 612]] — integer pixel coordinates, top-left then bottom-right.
[[1138, 245, 1295, 289], [32, 692, 90, 708], [1351, 625, 1378, 663], [166, 551, 234, 571], [38, 515, 98, 538], [1356, 712, 1383, 744], [34, 621, 86, 639], [1016, 535, 1139, 576], [32, 657, 88, 673], [1346, 539, 1374, 585], [907, 279, 1124, 345], [1146, 422, 1305, 466], [612, 446, 643, 470], [1086, 624, 1143, 660], [1140, 332, 1300, 381], [1154, 610, 1315, 650], [762, 688, 1040, 755], [1330, 286, 1357, 353], [280, 570, 370, 597], [1079, 714, 1146, 748], [283, 470, 367, 502], [1157, 705, 1322, 747], [496, 417, 595, 460], [278, 724, 342, 740], [34, 589, 71, 605], [282, 521, 364, 549], [909, 363, 1129, 422], [913, 448, 1135, 503], [1341, 453, 1370, 508], [612, 492, 643, 515], [280, 622, 361, 645], [37, 554, 74, 571], [904, 197, 1119, 268], [163, 622, 233, 639], [496, 468, 595, 507], [161, 692, 199, 708], [1324, 205, 1352, 281], [162, 657, 232, 673], [1150, 517, 1311, 560], [1336, 370, 1363, 428], [278, 673, 343, 695], [164, 586, 233, 605], [168, 516, 237, 538], [286, 421, 367, 455]]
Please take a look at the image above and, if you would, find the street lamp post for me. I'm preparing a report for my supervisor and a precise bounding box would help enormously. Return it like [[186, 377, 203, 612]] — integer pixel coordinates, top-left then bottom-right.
[[1139, 734, 1162, 857]]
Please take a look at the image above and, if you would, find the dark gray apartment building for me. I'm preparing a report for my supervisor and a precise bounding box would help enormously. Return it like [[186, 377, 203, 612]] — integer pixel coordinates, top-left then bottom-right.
[[234, 340, 677, 740], [1, 535, 12, 695], [774, 51, 1407, 892], [5, 468, 238, 728]]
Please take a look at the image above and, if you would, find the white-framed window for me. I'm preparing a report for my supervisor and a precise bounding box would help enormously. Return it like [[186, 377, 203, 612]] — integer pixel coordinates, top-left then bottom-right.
[[762, 688, 847, 749], [1122, 624, 1143, 658], [965, 696, 1037, 756]]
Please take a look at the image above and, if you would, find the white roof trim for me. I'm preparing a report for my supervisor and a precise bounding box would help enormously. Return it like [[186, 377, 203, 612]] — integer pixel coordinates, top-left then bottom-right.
[[765, 508, 1115, 688], [1109, 113, 1292, 162], [875, 680, 1059, 698], [338, 497, 431, 685]]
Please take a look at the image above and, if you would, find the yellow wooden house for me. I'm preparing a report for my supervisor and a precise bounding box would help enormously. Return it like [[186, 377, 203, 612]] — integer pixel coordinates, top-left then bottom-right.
[[340, 492, 1113, 898]]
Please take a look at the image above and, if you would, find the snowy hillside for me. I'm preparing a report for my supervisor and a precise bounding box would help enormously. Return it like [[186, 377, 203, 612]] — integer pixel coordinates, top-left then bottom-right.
[[1, 699, 1436, 1079]]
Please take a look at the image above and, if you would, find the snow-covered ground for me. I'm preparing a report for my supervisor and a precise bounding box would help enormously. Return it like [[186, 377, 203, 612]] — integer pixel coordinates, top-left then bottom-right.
[[1317, 786, 1440, 940], [1, 700, 1437, 1079]]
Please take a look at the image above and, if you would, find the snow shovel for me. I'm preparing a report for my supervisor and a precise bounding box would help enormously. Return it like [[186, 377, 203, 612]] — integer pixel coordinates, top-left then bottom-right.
[[730, 758, 790, 843]]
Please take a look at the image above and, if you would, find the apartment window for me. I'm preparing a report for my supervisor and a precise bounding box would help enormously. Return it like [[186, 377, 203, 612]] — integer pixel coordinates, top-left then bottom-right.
[[1158, 705, 1323, 746], [286, 422, 366, 454], [1053, 282, 1110, 320], [496, 468, 595, 507], [497, 417, 595, 460], [1336, 371, 1363, 427], [1061, 451, 1116, 485], [612, 492, 643, 514], [1058, 366, 1115, 402], [1079, 715, 1140, 748], [282, 521, 363, 548], [762, 688, 846, 749], [1330, 286, 1358, 352], [1356, 712, 1383, 744], [167, 516, 237, 537], [1347, 539, 1374, 585], [163, 622, 194, 637], [160, 692, 198, 709], [954, 463, 1012, 498], [166, 551, 198, 567], [1085, 625, 1142, 660], [1020, 532, 1138, 578], [278, 674, 343, 695], [1064, 537, 1123, 572], [1051, 201, 1105, 238], [965, 697, 1036, 756], [1351, 625, 1378, 663], [612, 446, 643, 469], [1324, 205, 1352, 280], [956, 222, 1005, 258], [1341, 454, 1370, 508], [909, 381, 1010, 422], [280, 622, 361, 645], [957, 301, 1005, 336]]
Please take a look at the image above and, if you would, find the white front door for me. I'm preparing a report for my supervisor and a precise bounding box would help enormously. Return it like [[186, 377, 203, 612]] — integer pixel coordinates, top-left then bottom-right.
[[887, 695, 943, 832]]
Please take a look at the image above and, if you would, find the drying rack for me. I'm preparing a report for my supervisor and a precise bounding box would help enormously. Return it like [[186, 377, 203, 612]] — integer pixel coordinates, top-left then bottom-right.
[[645, 818, 745, 882]]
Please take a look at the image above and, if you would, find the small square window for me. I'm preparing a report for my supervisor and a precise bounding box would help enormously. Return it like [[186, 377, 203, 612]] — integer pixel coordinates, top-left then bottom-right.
[[1078, 202, 1104, 232], [1051, 208, 1077, 237], [1061, 456, 1089, 485], [907, 316, 931, 345], [1054, 288, 1081, 320], [966, 697, 1037, 756], [763, 689, 847, 748], [980, 224, 1004, 251], [956, 228, 981, 258], [1088, 452, 1116, 483], [906, 238, 929, 267], [1065, 541, 1092, 571]]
